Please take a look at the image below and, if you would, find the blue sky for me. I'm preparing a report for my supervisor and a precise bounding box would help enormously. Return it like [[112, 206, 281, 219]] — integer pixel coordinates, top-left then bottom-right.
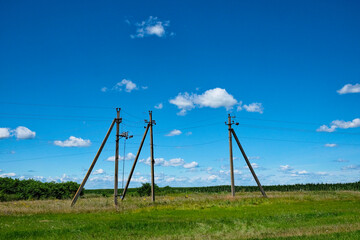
[[0, 0, 359, 189]]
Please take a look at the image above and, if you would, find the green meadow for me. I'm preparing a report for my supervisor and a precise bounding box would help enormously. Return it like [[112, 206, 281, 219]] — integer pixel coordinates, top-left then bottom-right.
[[0, 191, 359, 239]]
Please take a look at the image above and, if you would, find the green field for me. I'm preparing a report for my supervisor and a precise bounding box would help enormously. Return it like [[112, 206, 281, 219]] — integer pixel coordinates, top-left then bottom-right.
[[0, 191, 359, 239]]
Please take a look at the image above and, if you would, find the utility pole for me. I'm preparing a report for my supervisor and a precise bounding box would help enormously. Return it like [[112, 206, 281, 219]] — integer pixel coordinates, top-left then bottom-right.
[[226, 114, 235, 197], [226, 115, 268, 198], [146, 111, 156, 202], [114, 108, 122, 206]]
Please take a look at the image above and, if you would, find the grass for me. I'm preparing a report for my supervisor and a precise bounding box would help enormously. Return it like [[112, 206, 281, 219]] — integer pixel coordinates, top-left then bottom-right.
[[0, 191, 359, 239]]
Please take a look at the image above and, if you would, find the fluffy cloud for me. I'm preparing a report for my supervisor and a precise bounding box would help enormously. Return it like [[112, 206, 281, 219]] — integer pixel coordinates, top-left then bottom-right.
[[14, 126, 36, 139], [337, 83, 360, 94], [0, 128, 11, 139], [140, 157, 186, 167], [169, 88, 263, 115], [341, 165, 359, 171], [241, 103, 264, 114], [93, 169, 105, 175], [101, 87, 108, 92], [165, 129, 182, 136], [113, 79, 138, 92], [169, 88, 238, 115], [335, 158, 348, 162], [279, 165, 310, 177], [279, 165, 293, 171], [140, 157, 198, 169], [183, 161, 199, 169], [105, 153, 136, 162], [130, 16, 173, 38], [324, 143, 337, 147], [317, 118, 360, 132], [154, 103, 163, 109], [54, 136, 91, 147], [245, 163, 260, 169], [0, 172, 16, 178], [207, 175, 221, 181]]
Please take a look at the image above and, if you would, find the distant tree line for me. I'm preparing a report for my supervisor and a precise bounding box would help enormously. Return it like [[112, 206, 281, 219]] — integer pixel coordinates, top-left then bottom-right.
[[0, 177, 82, 201], [85, 181, 360, 197]]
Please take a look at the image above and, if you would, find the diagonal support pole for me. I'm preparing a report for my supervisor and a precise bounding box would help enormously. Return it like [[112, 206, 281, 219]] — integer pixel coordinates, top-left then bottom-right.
[[71, 119, 116, 207], [231, 129, 267, 198], [121, 124, 150, 201]]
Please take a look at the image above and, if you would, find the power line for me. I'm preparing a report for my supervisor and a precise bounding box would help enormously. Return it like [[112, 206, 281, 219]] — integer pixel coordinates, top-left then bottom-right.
[[236, 123, 360, 135], [0, 149, 112, 163], [0, 101, 114, 109]]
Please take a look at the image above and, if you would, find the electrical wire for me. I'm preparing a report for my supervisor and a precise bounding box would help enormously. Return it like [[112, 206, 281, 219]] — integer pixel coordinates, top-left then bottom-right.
[[0, 101, 114, 109]]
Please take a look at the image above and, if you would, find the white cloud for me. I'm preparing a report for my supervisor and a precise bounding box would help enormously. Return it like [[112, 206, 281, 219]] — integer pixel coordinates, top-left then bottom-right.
[[14, 126, 36, 139], [130, 16, 172, 38], [165, 129, 182, 136], [317, 125, 336, 132], [183, 161, 198, 169], [166, 158, 185, 166], [245, 163, 259, 169], [194, 88, 238, 110], [341, 165, 359, 171], [54, 136, 91, 147], [186, 131, 192, 136], [101, 87, 108, 92], [249, 156, 260, 160], [154, 103, 163, 109], [169, 92, 195, 116], [0, 128, 11, 139], [242, 103, 264, 114], [140, 157, 186, 167], [0, 172, 16, 178], [337, 83, 360, 94], [93, 169, 105, 175], [280, 165, 293, 171], [324, 143, 337, 147], [169, 88, 263, 115], [317, 118, 360, 132], [297, 170, 308, 175], [105, 152, 135, 162], [335, 158, 348, 162], [113, 79, 138, 92], [132, 176, 149, 183], [207, 175, 221, 181], [169, 88, 238, 115]]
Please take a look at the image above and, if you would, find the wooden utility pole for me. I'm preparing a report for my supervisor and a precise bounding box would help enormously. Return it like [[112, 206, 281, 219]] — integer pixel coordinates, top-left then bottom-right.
[[226, 114, 235, 197], [148, 111, 155, 202], [114, 108, 121, 206], [231, 129, 267, 198], [71, 118, 116, 207]]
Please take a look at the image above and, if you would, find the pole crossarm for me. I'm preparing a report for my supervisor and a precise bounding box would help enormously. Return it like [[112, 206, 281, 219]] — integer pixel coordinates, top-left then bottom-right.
[[231, 128, 267, 198], [71, 118, 116, 207]]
